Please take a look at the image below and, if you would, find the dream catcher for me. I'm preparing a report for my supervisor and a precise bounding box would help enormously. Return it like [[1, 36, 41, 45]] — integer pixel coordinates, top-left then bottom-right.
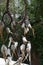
[[0, 0, 35, 65]]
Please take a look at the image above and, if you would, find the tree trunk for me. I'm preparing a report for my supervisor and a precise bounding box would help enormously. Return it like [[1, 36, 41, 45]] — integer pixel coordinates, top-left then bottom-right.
[[32, 52, 40, 65]]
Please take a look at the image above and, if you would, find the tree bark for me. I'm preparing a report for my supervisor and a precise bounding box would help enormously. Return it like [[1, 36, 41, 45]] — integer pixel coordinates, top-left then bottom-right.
[[32, 52, 40, 65]]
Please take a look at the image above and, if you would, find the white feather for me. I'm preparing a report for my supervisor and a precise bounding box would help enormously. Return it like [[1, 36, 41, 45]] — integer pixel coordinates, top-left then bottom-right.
[[20, 44, 25, 51], [28, 23, 32, 28], [27, 41, 31, 51], [14, 42, 18, 49], [7, 48, 11, 56], [11, 42, 18, 51], [11, 45, 15, 51], [22, 36, 27, 43], [8, 37, 12, 47], [17, 57, 23, 62], [24, 27, 29, 34], [6, 27, 12, 34], [1, 45, 8, 56], [21, 23, 25, 28], [0, 58, 28, 65]]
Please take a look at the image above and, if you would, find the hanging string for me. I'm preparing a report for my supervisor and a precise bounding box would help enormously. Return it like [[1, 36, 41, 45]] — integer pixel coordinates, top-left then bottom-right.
[[6, 0, 9, 11], [17, 0, 27, 24]]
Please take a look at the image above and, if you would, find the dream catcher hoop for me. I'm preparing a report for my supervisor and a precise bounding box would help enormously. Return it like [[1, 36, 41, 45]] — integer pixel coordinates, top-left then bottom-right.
[[1, 0, 13, 27]]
